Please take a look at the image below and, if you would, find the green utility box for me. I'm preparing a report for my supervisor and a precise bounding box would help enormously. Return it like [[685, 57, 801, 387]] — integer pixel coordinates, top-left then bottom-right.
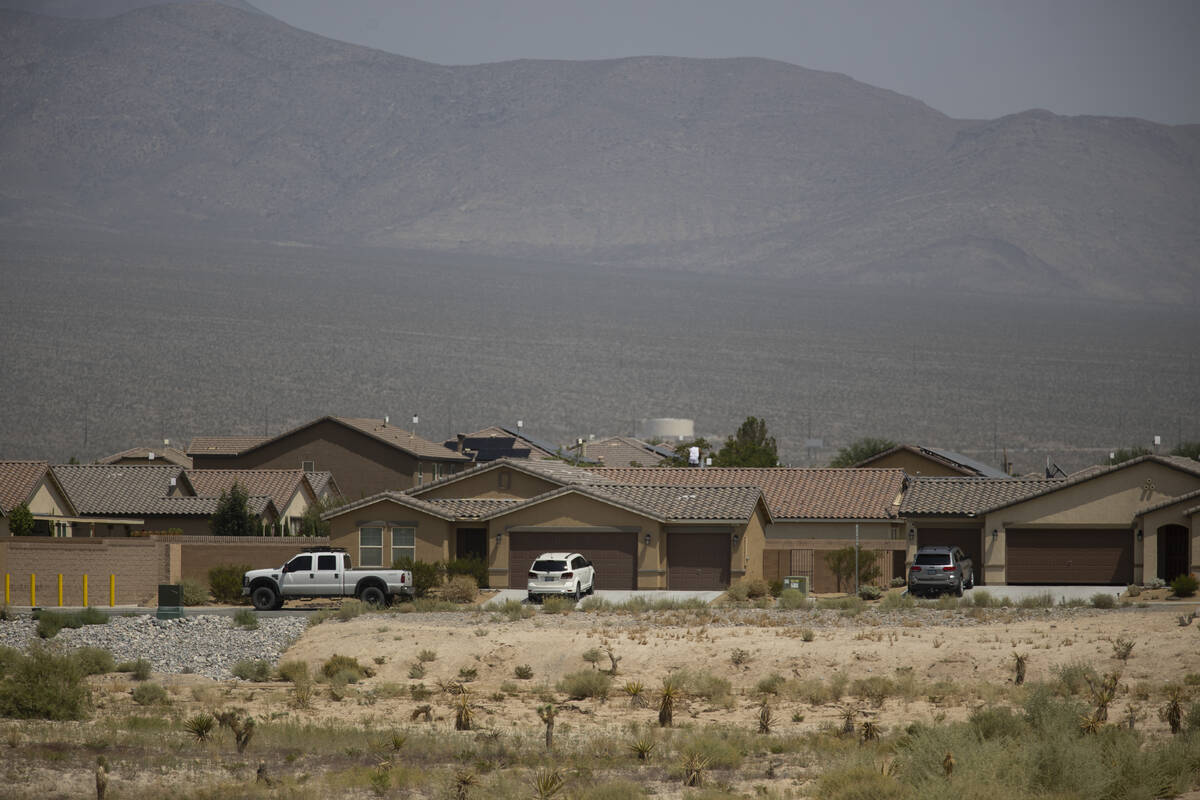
[[156, 584, 184, 620], [782, 576, 809, 596]]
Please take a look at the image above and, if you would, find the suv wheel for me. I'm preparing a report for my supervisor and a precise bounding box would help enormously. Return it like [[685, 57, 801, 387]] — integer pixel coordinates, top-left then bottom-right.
[[965, 571, 975, 590], [954, 579, 964, 598], [574, 583, 581, 602]]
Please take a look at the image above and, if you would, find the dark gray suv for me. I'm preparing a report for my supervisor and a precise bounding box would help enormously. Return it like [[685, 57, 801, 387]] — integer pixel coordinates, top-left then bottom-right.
[[908, 546, 974, 597]]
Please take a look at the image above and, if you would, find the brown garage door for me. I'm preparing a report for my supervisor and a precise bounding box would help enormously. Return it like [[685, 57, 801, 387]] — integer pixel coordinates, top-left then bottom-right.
[[508, 532, 637, 590], [918, 528, 984, 585], [1007, 529, 1133, 584], [668, 533, 730, 590]]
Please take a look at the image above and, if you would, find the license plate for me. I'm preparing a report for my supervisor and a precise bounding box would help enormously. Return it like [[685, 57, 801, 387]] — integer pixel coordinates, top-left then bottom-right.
[[542, 576, 555, 582], [926, 568, 939, 575]]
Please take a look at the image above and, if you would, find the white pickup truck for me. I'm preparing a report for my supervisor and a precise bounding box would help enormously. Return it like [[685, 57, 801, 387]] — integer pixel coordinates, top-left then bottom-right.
[[241, 547, 413, 610]]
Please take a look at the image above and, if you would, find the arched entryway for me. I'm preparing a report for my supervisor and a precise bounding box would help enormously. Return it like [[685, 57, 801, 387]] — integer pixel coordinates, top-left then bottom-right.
[[1157, 524, 1190, 583]]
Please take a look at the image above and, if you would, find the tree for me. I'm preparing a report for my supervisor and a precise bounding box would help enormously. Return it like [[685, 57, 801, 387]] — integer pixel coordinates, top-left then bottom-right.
[[823, 547, 880, 593], [1170, 441, 1200, 462], [210, 482, 258, 537], [1110, 446, 1152, 464], [298, 495, 347, 537], [7, 502, 35, 537], [829, 438, 897, 468], [713, 417, 778, 467]]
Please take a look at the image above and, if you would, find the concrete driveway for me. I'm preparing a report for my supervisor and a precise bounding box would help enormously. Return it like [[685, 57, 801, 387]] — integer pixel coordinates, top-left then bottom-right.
[[481, 589, 724, 607]]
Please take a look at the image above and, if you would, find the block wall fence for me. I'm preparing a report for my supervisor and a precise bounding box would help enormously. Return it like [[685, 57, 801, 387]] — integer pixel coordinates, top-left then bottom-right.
[[0, 536, 329, 606]]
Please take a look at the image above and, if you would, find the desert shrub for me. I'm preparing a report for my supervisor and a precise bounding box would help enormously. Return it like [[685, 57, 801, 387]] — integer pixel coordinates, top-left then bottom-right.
[[776, 588, 806, 609], [1171, 574, 1198, 598], [673, 727, 746, 770], [679, 669, 732, 703], [457, 666, 478, 682], [969, 705, 1027, 740], [322, 654, 367, 682], [0, 645, 91, 720], [1018, 592, 1054, 608], [542, 596, 574, 614], [880, 591, 916, 610], [889, 576, 907, 588], [815, 764, 908, 800], [725, 577, 770, 601], [557, 669, 612, 700], [129, 658, 152, 681], [496, 599, 534, 620], [585, 780, 647, 799], [768, 579, 783, 597], [179, 578, 209, 606], [72, 647, 115, 675], [445, 557, 488, 589], [276, 660, 309, 683], [441, 575, 479, 604], [408, 663, 426, 679], [851, 676, 895, 706], [232, 659, 272, 681], [755, 673, 786, 695], [1184, 702, 1200, 734], [1125, 583, 1142, 597], [34, 607, 108, 639], [515, 664, 534, 679], [818, 596, 865, 616], [1146, 577, 1167, 589], [417, 649, 437, 663], [858, 584, 882, 601], [232, 608, 259, 630], [1050, 661, 1098, 696], [131, 682, 169, 705], [208, 564, 250, 604], [393, 557, 442, 598], [579, 596, 612, 612], [1090, 592, 1116, 609]]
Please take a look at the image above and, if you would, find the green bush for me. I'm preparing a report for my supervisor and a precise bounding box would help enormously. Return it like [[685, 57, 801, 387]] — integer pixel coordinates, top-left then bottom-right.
[[725, 577, 770, 601], [322, 654, 368, 681], [208, 564, 250, 604], [232, 659, 272, 681], [1090, 592, 1115, 609], [179, 578, 209, 605], [33, 607, 109, 639], [441, 575, 478, 604], [393, 557, 443, 598], [232, 608, 259, 629], [445, 557, 488, 589], [542, 596, 574, 614], [679, 669, 732, 702], [1050, 661, 1098, 697], [495, 599, 534, 620], [1171, 574, 1198, 598], [72, 647, 115, 675], [0, 645, 91, 720], [131, 682, 169, 705], [755, 673, 786, 695], [857, 584, 882, 601], [768, 579, 783, 597], [335, 599, 366, 620], [123, 658, 152, 681], [275, 660, 309, 684], [556, 669, 612, 700], [777, 588, 808, 609]]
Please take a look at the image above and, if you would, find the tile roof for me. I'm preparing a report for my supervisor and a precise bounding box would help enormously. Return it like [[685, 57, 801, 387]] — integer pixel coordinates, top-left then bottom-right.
[[855, 444, 1008, 478], [423, 498, 523, 518], [972, 455, 1200, 514], [335, 417, 472, 461], [0, 460, 49, 513], [1135, 486, 1200, 517], [52, 464, 274, 517], [187, 436, 270, 456], [305, 471, 338, 498], [920, 446, 1010, 478], [899, 477, 1063, 516], [589, 484, 766, 522], [186, 470, 309, 514], [582, 436, 670, 467], [408, 457, 612, 496], [590, 467, 906, 520], [321, 491, 459, 522], [96, 446, 193, 467]]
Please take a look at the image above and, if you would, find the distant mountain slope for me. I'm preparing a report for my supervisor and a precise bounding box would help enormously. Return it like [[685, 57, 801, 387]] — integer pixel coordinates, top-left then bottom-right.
[[0, 0, 261, 17], [1, 3, 1196, 302]]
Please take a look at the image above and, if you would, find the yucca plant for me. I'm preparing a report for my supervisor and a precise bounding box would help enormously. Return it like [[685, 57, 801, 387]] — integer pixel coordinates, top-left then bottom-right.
[[757, 700, 773, 734], [682, 751, 710, 787], [840, 706, 858, 736], [532, 768, 565, 799], [628, 736, 656, 762], [658, 677, 681, 727], [624, 680, 647, 708], [860, 719, 880, 742], [454, 691, 474, 731], [1079, 710, 1105, 735], [1012, 652, 1027, 685], [1085, 671, 1120, 721], [183, 713, 215, 743], [1161, 685, 1184, 734], [453, 770, 477, 800], [216, 708, 255, 754], [1112, 638, 1135, 661], [537, 703, 556, 750]]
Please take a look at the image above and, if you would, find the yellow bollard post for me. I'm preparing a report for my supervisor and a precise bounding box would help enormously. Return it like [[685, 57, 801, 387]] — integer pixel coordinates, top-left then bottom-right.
[[83, 574, 89, 607], [110, 574, 115, 607], [4, 573, 8, 606], [30, 573, 36, 608], [58, 574, 63, 607]]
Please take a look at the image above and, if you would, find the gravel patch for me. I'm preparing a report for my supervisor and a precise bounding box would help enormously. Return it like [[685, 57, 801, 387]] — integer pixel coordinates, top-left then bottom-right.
[[0, 615, 307, 680]]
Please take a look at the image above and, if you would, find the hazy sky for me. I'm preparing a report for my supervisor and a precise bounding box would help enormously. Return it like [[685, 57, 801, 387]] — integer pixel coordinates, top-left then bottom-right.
[[248, 0, 1200, 124]]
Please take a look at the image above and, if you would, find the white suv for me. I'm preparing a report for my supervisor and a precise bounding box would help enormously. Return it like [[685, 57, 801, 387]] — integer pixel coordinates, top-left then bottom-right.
[[527, 552, 595, 602]]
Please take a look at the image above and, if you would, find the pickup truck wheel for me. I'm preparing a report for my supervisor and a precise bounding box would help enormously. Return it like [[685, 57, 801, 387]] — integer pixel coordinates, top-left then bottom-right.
[[359, 585, 388, 607], [251, 585, 278, 611]]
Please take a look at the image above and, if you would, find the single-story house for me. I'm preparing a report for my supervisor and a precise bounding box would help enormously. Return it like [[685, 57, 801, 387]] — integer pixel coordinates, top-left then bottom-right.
[[0, 460, 82, 536], [900, 455, 1200, 585], [186, 469, 324, 535], [51, 464, 279, 536], [189, 416, 471, 498]]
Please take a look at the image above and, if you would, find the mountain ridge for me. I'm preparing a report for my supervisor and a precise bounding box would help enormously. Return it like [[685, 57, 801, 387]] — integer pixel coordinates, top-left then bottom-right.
[[1, 3, 1197, 302]]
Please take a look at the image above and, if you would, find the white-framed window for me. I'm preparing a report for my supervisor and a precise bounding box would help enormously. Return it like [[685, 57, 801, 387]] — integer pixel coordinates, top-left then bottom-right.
[[359, 526, 383, 567], [391, 526, 415, 566]]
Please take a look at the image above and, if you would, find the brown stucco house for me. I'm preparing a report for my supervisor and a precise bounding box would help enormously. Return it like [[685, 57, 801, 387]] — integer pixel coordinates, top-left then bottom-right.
[[323, 458, 773, 590], [0, 460, 79, 536], [96, 445, 193, 468], [188, 416, 471, 498], [186, 469, 322, 535], [854, 444, 1010, 477], [52, 464, 279, 537], [900, 455, 1200, 585]]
